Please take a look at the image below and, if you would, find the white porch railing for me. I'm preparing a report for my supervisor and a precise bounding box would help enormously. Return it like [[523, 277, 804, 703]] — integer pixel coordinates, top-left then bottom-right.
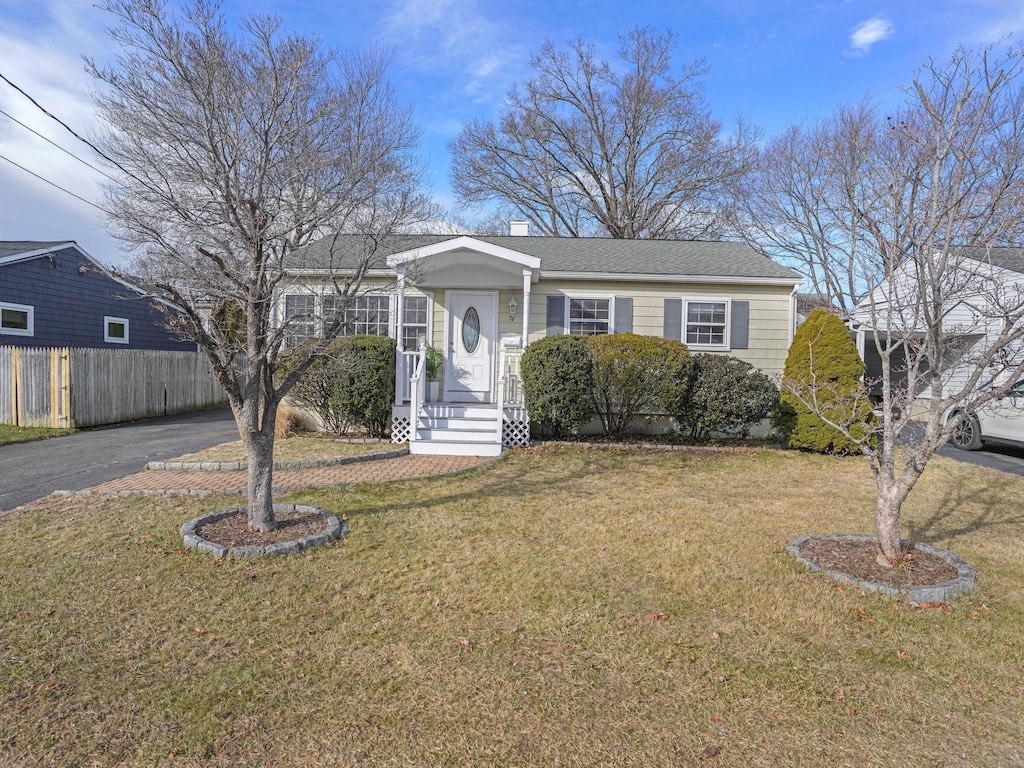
[[395, 344, 524, 406], [390, 341, 529, 449], [501, 346, 524, 406], [406, 344, 427, 445], [397, 350, 419, 404]]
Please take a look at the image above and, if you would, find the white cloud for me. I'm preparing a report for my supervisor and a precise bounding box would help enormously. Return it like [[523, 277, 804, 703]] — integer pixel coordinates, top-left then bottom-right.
[[847, 17, 894, 56], [383, 0, 530, 100]]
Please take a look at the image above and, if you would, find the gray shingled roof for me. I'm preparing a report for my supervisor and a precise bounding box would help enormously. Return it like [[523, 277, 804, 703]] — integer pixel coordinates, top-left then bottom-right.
[[959, 246, 1024, 275], [286, 234, 800, 281], [0, 241, 71, 260]]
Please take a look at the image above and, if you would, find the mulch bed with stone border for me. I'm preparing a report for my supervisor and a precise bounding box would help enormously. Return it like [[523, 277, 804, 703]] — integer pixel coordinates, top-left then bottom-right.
[[787, 533, 976, 604], [181, 503, 347, 558]]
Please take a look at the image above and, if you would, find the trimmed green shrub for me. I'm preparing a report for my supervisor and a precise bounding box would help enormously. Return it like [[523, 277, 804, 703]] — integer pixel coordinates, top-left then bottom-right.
[[675, 354, 779, 439], [520, 335, 594, 438], [587, 333, 692, 438], [331, 335, 397, 438], [775, 307, 873, 454], [279, 335, 396, 437]]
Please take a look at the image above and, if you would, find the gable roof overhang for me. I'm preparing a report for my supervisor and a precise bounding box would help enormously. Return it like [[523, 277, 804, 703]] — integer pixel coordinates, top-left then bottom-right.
[[0, 241, 79, 267], [386, 236, 541, 289], [0, 240, 184, 312]]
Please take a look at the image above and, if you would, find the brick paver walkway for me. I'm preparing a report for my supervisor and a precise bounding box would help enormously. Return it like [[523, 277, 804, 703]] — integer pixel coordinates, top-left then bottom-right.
[[87, 453, 494, 496]]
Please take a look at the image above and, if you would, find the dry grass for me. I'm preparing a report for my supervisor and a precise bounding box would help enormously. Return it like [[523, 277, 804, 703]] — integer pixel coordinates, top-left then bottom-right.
[[0, 425, 72, 446], [1, 446, 1022, 767], [168, 435, 391, 464]]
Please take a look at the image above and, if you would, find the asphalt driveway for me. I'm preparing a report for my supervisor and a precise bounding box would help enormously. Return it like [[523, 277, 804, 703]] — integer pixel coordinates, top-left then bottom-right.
[[935, 438, 1024, 477], [0, 408, 239, 511]]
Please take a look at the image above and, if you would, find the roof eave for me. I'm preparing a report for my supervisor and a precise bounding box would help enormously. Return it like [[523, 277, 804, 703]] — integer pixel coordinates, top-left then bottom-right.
[[0, 241, 79, 267], [538, 270, 803, 286]]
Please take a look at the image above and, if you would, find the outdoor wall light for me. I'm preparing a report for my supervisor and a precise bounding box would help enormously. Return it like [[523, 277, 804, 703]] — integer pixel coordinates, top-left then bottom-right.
[[508, 296, 519, 321]]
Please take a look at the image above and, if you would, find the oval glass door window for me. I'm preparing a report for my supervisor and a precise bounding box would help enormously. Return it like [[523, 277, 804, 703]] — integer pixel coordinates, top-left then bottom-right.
[[462, 306, 481, 353]]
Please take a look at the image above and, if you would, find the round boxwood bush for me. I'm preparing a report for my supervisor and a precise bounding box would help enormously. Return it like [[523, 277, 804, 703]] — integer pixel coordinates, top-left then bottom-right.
[[675, 353, 779, 440], [775, 307, 873, 454], [586, 333, 692, 438], [520, 335, 593, 438]]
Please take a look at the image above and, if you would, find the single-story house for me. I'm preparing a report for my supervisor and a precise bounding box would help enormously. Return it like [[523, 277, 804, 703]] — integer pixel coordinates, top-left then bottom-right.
[[281, 223, 803, 455], [0, 240, 195, 351]]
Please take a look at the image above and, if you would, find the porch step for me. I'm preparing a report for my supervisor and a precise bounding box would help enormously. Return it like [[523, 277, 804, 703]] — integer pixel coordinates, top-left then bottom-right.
[[409, 440, 502, 457], [409, 403, 502, 457]]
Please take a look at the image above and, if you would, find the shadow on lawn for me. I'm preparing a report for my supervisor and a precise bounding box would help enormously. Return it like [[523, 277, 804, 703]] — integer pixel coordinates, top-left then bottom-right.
[[911, 469, 1024, 543], [312, 446, 626, 521]]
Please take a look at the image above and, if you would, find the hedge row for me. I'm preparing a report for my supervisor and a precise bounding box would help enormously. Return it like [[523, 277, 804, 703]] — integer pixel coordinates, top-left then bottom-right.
[[520, 333, 779, 440]]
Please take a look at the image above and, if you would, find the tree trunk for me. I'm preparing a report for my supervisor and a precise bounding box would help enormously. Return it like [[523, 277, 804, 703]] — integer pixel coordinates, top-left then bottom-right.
[[875, 490, 903, 566], [244, 426, 277, 532], [233, 391, 279, 534]]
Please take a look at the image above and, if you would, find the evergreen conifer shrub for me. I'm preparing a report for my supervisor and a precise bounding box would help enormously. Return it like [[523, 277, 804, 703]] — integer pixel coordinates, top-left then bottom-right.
[[776, 307, 873, 454], [279, 335, 396, 437]]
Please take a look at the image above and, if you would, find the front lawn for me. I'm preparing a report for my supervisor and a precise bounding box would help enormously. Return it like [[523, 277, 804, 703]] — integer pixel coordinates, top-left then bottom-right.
[[1, 447, 1021, 766]]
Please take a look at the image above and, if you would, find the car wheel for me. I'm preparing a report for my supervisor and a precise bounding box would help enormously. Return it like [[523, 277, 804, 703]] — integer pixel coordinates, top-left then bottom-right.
[[950, 414, 984, 451]]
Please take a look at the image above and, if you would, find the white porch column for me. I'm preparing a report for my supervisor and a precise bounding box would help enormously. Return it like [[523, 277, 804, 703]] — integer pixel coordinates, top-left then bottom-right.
[[521, 269, 532, 344], [394, 266, 407, 405]]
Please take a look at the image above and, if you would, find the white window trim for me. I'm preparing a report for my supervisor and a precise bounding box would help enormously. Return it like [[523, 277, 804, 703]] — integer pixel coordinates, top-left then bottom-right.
[[104, 316, 130, 344], [565, 293, 616, 336], [398, 291, 433, 351], [682, 297, 731, 351], [278, 290, 433, 346], [0, 302, 34, 337]]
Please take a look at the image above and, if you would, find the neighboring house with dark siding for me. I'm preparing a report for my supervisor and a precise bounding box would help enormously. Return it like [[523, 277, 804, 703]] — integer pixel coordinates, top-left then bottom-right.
[[0, 241, 194, 351]]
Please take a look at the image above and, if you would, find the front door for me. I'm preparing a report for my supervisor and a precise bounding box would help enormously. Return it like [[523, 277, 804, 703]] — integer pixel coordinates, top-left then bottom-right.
[[445, 290, 497, 402]]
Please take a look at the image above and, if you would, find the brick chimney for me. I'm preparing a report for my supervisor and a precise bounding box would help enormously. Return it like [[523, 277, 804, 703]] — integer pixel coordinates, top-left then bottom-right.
[[509, 220, 529, 236]]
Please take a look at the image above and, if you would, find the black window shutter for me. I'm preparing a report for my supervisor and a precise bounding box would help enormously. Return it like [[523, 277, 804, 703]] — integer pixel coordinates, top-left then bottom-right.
[[613, 297, 633, 334], [546, 295, 566, 335], [664, 298, 682, 342], [731, 300, 749, 349]]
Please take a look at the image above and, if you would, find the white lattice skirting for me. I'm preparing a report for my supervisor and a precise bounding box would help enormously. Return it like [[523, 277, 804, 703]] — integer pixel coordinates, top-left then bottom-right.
[[390, 406, 530, 447], [391, 408, 412, 444], [502, 414, 530, 446]]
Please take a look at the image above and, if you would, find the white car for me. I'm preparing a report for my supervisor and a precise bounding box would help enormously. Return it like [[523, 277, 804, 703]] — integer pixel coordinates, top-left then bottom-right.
[[948, 381, 1024, 451]]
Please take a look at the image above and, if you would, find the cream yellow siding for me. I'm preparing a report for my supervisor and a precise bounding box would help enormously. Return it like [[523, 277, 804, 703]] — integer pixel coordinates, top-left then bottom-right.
[[528, 280, 794, 375]]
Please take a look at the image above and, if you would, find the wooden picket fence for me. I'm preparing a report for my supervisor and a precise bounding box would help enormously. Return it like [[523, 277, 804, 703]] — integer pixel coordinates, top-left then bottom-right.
[[0, 346, 227, 428]]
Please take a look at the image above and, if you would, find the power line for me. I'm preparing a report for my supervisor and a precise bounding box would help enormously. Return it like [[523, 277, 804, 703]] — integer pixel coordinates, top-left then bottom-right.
[[0, 152, 107, 212], [0, 71, 135, 179], [0, 106, 119, 183]]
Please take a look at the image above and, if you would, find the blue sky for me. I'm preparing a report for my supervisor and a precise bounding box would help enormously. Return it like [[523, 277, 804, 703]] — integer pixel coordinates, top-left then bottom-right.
[[1, 0, 1023, 266]]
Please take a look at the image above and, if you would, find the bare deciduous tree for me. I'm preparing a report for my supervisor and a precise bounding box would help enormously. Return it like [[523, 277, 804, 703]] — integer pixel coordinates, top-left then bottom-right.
[[89, 0, 436, 532], [450, 26, 757, 239], [742, 42, 1024, 565]]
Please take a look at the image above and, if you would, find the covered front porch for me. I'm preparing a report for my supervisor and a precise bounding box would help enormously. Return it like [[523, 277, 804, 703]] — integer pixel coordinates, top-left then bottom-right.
[[387, 237, 539, 455]]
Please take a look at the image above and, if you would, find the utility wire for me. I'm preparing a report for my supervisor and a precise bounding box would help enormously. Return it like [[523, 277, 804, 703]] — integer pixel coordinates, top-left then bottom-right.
[[0, 152, 108, 212], [0, 71, 135, 179], [0, 106, 119, 184]]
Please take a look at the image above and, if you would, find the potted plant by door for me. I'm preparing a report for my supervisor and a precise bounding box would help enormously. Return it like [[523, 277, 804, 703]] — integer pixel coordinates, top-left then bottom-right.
[[425, 346, 443, 402]]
